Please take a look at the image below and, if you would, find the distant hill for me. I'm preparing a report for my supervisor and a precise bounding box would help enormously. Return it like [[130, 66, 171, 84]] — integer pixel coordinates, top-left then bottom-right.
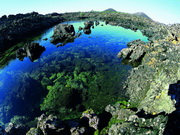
[[133, 12, 152, 20], [104, 8, 117, 12]]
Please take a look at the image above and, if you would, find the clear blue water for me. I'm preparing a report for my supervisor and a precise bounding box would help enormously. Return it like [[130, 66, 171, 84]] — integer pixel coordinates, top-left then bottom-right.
[[0, 21, 148, 124]]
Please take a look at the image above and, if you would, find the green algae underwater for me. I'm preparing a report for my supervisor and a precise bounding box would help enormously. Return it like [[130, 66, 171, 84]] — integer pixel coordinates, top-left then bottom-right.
[[0, 21, 148, 124]]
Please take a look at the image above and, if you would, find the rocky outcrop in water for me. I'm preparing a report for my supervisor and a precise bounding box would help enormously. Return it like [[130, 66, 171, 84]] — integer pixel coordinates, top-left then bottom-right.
[[118, 39, 148, 62], [50, 24, 76, 45], [16, 43, 45, 62], [83, 21, 94, 35]]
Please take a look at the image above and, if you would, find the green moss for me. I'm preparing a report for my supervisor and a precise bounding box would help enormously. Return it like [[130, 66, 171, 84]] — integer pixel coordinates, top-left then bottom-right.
[[83, 109, 94, 114], [94, 130, 100, 135], [100, 116, 125, 135], [49, 74, 57, 80], [10, 115, 29, 125], [116, 100, 133, 109]]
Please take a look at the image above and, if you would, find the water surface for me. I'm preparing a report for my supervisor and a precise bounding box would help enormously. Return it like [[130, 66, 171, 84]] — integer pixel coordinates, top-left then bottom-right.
[[0, 21, 148, 124]]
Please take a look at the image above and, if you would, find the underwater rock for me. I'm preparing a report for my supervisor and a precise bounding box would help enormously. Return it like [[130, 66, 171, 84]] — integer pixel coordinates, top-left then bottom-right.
[[43, 38, 48, 41], [81, 109, 99, 130], [0, 126, 5, 135], [37, 114, 66, 135], [16, 42, 45, 62], [26, 128, 43, 135], [70, 127, 86, 135], [25, 110, 100, 135], [76, 32, 82, 37], [50, 24, 75, 45], [5, 123, 29, 135], [0, 76, 47, 123]]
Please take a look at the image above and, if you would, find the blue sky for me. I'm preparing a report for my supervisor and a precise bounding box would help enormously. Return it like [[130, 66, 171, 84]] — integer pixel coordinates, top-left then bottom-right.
[[0, 0, 180, 24]]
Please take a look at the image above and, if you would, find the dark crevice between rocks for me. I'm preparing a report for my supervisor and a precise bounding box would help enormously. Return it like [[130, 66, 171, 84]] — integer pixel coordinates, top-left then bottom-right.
[[122, 59, 142, 67], [98, 111, 112, 131], [164, 80, 180, 135]]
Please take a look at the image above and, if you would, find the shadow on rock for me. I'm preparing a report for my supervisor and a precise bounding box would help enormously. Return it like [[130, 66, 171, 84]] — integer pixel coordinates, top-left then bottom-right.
[[164, 80, 180, 135]]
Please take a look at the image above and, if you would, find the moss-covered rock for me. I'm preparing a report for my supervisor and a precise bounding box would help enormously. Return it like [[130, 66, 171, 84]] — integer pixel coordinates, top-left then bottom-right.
[[26, 128, 43, 135], [103, 102, 168, 135], [125, 42, 180, 114]]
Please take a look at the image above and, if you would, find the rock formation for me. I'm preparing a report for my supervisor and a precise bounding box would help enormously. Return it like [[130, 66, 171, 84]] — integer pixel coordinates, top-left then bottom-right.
[[50, 24, 75, 45]]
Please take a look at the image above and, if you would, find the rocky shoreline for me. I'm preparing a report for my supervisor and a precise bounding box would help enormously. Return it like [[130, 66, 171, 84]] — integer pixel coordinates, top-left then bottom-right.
[[0, 11, 180, 134], [0, 12, 63, 53]]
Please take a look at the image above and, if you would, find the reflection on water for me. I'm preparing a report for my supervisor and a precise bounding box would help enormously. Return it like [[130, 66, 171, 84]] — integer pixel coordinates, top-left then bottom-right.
[[0, 21, 148, 124], [16, 43, 45, 62]]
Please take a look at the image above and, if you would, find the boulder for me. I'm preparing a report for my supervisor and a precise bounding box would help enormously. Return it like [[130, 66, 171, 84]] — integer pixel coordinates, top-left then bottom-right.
[[43, 38, 48, 41], [83, 29, 91, 35], [118, 39, 148, 62], [95, 21, 100, 26], [105, 20, 109, 25], [84, 21, 94, 29], [83, 21, 94, 35], [37, 114, 66, 135], [51, 24, 75, 45], [70, 127, 86, 135], [81, 109, 99, 130]]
